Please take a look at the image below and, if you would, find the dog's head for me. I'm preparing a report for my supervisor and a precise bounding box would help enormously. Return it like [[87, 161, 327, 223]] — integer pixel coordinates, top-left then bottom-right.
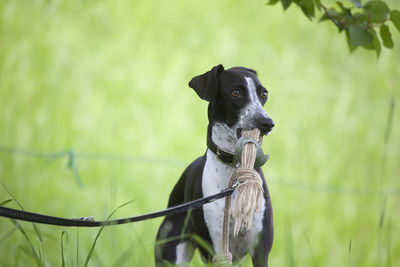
[[189, 64, 274, 137]]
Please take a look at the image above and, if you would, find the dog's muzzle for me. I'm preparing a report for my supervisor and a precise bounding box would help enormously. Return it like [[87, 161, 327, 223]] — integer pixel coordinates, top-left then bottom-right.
[[255, 116, 274, 135], [236, 117, 274, 139]]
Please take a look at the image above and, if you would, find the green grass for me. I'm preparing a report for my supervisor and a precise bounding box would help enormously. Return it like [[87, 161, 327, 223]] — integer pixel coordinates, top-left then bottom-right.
[[1, 0, 400, 266]]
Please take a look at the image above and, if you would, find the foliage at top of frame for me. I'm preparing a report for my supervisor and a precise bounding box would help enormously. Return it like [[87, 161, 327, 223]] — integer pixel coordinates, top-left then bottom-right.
[[268, 0, 400, 56]]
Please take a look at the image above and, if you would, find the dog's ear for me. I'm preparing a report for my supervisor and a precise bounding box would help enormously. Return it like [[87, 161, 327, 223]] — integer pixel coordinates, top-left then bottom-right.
[[188, 64, 224, 102]]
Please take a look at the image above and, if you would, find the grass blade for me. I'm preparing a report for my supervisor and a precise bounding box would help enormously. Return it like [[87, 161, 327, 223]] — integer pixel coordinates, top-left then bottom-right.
[[0, 199, 13, 206], [190, 234, 214, 256], [386, 219, 392, 267], [1, 184, 44, 242], [1, 184, 24, 209], [305, 231, 318, 267], [37, 240, 43, 265], [111, 246, 133, 267], [377, 99, 395, 266], [10, 219, 42, 266], [83, 199, 135, 267], [0, 227, 17, 243], [284, 220, 295, 267], [180, 209, 192, 239], [76, 228, 79, 267], [60, 231, 68, 267], [349, 239, 352, 267], [2, 184, 44, 266]]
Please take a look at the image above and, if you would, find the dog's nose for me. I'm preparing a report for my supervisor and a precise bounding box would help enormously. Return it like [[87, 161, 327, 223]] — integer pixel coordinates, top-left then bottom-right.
[[256, 116, 274, 133]]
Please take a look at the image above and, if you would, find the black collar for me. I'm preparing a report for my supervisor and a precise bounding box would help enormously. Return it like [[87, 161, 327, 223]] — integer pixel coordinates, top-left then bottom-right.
[[206, 126, 236, 166]]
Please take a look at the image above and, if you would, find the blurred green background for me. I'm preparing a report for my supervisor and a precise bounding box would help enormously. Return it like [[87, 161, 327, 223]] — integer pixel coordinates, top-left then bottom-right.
[[0, 0, 399, 266]]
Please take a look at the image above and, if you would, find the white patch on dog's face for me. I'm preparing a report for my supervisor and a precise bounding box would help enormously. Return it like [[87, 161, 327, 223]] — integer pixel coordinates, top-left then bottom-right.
[[236, 77, 270, 131], [211, 122, 236, 152]]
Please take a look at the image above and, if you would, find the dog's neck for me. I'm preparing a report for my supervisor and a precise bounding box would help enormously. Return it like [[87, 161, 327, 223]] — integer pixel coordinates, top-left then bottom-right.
[[210, 122, 237, 153]]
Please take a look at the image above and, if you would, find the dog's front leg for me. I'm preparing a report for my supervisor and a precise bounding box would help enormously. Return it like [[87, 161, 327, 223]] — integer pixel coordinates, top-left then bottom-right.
[[202, 150, 235, 259], [202, 197, 226, 255]]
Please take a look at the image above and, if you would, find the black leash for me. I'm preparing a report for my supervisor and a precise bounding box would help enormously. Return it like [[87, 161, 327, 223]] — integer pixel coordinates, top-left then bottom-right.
[[0, 183, 238, 227]]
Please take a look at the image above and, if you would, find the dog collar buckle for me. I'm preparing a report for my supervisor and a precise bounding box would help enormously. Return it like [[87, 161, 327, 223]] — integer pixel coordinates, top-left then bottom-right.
[[216, 147, 237, 167], [207, 133, 236, 167]]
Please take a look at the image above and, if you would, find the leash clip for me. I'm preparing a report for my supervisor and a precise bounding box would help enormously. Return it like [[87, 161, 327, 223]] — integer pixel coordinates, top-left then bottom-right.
[[231, 181, 240, 189], [72, 216, 95, 221]]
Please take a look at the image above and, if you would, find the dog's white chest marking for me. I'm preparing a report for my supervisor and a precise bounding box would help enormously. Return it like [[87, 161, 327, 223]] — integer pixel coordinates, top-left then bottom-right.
[[202, 124, 265, 259]]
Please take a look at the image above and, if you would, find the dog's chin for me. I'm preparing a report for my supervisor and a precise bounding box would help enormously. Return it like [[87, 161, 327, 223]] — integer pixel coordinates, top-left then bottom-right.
[[261, 128, 272, 136], [263, 130, 271, 136]]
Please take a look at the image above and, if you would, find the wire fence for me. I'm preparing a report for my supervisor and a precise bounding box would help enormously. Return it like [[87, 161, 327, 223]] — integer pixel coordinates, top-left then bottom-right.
[[0, 145, 188, 187], [1, 144, 399, 197]]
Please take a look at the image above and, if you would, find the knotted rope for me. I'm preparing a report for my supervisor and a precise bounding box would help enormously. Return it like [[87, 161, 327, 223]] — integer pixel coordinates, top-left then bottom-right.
[[212, 128, 265, 266]]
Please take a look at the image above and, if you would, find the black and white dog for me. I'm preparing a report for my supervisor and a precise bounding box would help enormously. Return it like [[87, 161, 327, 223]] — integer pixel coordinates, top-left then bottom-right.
[[155, 65, 274, 266]]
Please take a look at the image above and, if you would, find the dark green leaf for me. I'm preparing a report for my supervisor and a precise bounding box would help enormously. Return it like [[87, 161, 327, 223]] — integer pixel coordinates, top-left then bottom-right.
[[380, 24, 394, 48], [371, 28, 381, 57], [319, 8, 339, 22], [314, 0, 322, 10], [390, 10, 400, 32], [299, 0, 315, 19], [267, 0, 280, 5], [336, 1, 352, 16], [362, 28, 381, 57], [349, 0, 363, 8], [0, 199, 12, 206], [346, 30, 358, 53], [353, 12, 369, 23], [364, 1, 390, 23], [282, 0, 292, 10], [348, 24, 373, 46]]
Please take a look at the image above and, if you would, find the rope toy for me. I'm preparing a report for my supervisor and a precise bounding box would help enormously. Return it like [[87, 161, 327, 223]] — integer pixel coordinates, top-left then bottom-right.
[[213, 128, 268, 266]]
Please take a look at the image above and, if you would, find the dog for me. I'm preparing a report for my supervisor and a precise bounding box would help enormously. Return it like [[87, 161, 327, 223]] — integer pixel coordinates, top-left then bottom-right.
[[155, 64, 274, 266]]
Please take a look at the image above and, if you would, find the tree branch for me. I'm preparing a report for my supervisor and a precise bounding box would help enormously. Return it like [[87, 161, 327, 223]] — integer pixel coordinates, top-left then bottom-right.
[[321, 3, 343, 30]]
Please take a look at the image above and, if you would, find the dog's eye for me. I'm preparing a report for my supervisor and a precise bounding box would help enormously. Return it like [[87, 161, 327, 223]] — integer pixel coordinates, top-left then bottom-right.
[[231, 89, 240, 97], [260, 91, 268, 100]]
